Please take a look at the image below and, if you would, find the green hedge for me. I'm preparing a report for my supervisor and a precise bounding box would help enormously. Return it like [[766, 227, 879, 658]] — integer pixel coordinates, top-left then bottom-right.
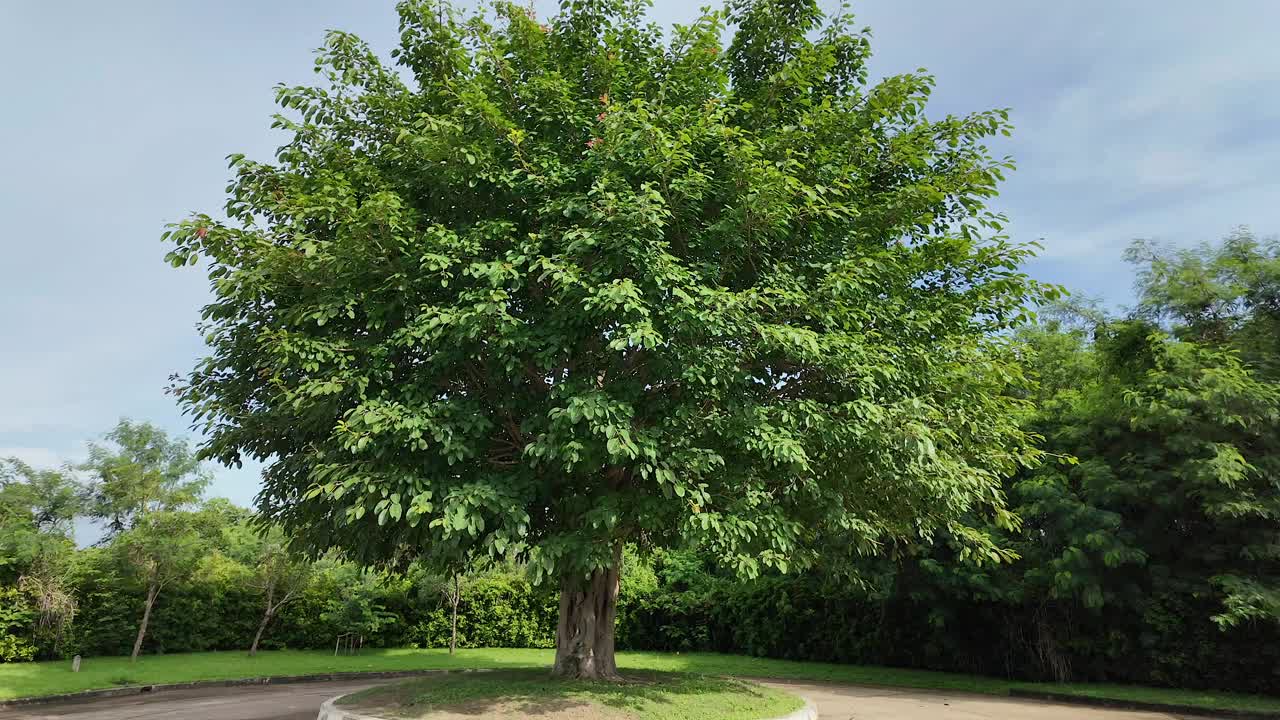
[[36, 564, 558, 659], [5, 555, 1278, 696], [403, 578, 557, 650], [618, 573, 1280, 695]]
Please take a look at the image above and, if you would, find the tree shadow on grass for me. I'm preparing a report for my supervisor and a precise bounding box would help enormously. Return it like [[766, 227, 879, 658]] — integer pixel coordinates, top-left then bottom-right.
[[343, 668, 790, 719]]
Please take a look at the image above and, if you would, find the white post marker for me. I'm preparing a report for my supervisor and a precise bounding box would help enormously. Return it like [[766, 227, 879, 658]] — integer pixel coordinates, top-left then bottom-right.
[[72, 655, 81, 672]]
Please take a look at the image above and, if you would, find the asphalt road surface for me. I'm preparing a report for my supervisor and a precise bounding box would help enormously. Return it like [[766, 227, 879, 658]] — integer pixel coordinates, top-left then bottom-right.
[[0, 679, 1204, 720], [0, 680, 385, 720]]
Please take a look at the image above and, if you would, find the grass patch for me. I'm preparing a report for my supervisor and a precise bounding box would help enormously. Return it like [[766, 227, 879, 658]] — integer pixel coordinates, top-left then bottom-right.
[[1, 648, 1277, 714], [1010, 683, 1280, 714], [340, 669, 803, 720], [108, 674, 138, 687], [0, 648, 551, 701]]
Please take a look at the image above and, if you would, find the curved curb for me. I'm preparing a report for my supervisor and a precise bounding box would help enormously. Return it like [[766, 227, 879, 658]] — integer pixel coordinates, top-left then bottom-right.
[[318, 695, 384, 720], [319, 692, 818, 720]]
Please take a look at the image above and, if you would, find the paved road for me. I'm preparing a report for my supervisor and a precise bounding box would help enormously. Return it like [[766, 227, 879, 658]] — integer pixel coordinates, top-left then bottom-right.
[[0, 680, 385, 720], [761, 681, 1196, 720], [1, 679, 1205, 720]]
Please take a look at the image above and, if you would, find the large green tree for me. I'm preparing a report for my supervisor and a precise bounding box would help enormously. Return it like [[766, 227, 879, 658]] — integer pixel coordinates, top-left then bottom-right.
[[167, 0, 1049, 677]]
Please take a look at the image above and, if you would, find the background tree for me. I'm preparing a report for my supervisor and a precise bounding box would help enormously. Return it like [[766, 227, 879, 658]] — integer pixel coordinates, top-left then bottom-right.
[[413, 563, 475, 655], [1069, 233, 1280, 631], [166, 0, 1051, 678], [82, 420, 209, 537], [1127, 228, 1280, 375], [77, 421, 214, 661], [985, 231, 1280, 682], [0, 459, 81, 658], [247, 529, 312, 656], [0, 459, 81, 584], [114, 511, 208, 661], [320, 565, 398, 650]]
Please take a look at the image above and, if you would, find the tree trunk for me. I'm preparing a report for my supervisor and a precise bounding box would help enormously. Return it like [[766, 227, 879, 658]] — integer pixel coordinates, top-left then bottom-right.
[[551, 549, 621, 680], [249, 609, 272, 657], [131, 583, 159, 662], [449, 574, 459, 656], [250, 584, 276, 657]]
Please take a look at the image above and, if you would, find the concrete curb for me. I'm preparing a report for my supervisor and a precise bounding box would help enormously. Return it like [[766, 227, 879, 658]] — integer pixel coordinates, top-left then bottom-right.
[[318, 691, 819, 720], [318, 695, 384, 720], [0, 669, 483, 709], [1007, 689, 1280, 719]]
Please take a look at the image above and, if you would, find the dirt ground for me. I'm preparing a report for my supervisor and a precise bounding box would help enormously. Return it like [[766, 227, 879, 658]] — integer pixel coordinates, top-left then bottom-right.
[[760, 680, 1197, 720], [349, 696, 632, 720]]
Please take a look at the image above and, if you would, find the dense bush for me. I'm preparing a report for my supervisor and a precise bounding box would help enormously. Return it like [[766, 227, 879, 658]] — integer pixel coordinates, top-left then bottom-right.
[[617, 566, 1280, 694], [0, 586, 36, 662], [404, 576, 557, 650]]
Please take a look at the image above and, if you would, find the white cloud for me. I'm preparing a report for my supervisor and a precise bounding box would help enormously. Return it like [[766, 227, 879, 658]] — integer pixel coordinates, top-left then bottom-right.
[[0, 446, 69, 469]]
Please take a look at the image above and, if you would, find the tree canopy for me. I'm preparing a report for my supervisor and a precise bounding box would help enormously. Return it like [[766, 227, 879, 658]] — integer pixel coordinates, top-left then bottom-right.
[[1127, 228, 1280, 373], [0, 459, 80, 584], [82, 419, 210, 538], [166, 0, 1052, 676]]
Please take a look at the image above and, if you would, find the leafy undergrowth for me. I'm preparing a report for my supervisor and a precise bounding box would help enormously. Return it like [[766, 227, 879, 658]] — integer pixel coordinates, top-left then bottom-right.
[[339, 669, 803, 720], [2, 648, 1278, 714]]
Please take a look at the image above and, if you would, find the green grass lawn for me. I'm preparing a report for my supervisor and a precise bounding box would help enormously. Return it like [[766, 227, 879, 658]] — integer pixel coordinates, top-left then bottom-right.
[[339, 669, 803, 720], [2, 648, 1278, 714]]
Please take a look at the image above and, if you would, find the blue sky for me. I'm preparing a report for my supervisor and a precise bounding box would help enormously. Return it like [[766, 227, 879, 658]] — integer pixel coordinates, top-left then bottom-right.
[[2, 1, 1278, 515]]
